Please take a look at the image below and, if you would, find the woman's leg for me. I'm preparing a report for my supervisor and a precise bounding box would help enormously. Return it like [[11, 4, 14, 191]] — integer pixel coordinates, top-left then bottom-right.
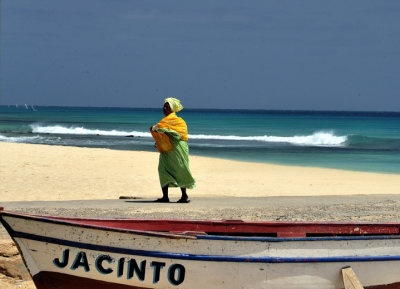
[[155, 186, 169, 202], [181, 188, 188, 199], [162, 185, 169, 199], [178, 188, 190, 203]]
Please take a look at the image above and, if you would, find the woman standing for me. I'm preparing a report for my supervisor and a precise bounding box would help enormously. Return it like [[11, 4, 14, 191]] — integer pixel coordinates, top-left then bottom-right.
[[150, 98, 195, 203]]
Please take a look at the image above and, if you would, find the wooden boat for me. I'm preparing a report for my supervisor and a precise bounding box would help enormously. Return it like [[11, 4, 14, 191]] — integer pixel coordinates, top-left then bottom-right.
[[1, 208, 400, 289]]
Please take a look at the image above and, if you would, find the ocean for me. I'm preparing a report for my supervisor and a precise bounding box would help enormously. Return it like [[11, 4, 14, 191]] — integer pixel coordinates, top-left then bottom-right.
[[1, 106, 399, 174]]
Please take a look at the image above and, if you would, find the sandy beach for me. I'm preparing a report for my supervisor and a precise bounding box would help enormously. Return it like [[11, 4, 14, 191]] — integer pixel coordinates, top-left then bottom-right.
[[1, 141, 400, 288], [1, 142, 400, 202]]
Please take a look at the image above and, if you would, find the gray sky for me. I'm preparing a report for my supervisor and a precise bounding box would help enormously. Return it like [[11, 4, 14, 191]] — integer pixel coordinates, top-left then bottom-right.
[[1, 0, 400, 111]]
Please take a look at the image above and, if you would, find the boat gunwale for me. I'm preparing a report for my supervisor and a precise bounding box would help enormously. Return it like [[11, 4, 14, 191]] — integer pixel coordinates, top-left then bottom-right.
[[2, 210, 400, 242], [9, 229, 400, 264], [4, 211, 400, 264], [0, 211, 197, 240]]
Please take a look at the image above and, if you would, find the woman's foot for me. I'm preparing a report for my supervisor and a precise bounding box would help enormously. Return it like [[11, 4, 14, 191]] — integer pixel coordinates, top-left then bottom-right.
[[177, 197, 190, 203], [154, 197, 169, 203]]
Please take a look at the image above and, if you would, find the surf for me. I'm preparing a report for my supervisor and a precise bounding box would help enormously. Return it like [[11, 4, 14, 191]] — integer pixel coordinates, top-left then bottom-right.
[[30, 124, 150, 138], [29, 124, 347, 147]]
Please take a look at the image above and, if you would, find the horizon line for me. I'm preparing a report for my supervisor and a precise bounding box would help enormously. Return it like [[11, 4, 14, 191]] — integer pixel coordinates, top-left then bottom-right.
[[1, 104, 399, 114]]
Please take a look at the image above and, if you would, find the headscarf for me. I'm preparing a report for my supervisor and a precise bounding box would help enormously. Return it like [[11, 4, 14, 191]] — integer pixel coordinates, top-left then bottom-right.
[[164, 97, 183, 113]]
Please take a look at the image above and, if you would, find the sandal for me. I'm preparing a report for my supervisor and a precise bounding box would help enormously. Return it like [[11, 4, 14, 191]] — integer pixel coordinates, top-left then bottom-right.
[[154, 198, 170, 203], [177, 198, 190, 203]]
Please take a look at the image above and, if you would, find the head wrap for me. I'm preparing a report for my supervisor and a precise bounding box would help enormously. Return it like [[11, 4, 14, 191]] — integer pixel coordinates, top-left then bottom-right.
[[164, 97, 183, 113]]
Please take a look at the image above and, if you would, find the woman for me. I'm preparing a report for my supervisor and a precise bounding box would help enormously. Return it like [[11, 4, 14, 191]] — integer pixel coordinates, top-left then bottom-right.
[[150, 98, 195, 203]]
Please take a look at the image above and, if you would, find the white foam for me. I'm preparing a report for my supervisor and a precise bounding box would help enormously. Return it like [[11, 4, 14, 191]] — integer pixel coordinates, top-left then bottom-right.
[[29, 125, 347, 147], [30, 125, 151, 138], [189, 131, 347, 147], [0, 134, 42, 143]]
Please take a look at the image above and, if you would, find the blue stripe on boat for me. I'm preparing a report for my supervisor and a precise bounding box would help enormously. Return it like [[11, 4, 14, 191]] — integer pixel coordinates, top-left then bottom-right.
[[12, 230, 400, 264]]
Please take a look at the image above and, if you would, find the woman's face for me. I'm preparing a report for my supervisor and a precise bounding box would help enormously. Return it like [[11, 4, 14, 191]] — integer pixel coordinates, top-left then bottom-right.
[[163, 102, 172, 116]]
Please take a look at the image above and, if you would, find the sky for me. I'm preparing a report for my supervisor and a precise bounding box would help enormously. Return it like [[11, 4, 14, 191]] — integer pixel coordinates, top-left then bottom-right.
[[1, 0, 400, 111]]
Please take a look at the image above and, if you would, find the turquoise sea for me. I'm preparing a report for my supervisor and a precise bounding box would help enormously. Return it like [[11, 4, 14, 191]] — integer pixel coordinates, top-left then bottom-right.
[[0, 106, 399, 174]]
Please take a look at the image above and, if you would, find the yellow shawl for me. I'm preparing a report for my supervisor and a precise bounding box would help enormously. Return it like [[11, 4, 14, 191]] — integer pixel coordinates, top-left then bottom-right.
[[151, 113, 188, 153]]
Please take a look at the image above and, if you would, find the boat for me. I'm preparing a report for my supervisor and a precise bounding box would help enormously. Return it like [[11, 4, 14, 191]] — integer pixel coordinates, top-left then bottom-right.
[[1, 208, 400, 289]]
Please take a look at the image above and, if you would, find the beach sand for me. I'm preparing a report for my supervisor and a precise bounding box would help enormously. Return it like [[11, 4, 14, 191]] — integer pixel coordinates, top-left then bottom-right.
[[1, 142, 400, 288], [1, 142, 399, 202]]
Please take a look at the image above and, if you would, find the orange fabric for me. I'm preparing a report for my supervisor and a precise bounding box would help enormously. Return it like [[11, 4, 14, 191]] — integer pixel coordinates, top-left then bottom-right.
[[151, 113, 188, 153], [151, 129, 173, 153], [156, 113, 188, 141]]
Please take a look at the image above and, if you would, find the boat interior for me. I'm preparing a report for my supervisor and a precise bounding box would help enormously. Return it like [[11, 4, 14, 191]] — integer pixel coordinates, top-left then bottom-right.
[[44, 215, 400, 238]]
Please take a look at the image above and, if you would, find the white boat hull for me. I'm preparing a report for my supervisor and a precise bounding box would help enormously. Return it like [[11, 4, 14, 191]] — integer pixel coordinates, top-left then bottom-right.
[[2, 212, 400, 288]]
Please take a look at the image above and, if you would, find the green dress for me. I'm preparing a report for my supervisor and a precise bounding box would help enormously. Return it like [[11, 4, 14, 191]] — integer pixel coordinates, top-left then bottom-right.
[[156, 128, 196, 189]]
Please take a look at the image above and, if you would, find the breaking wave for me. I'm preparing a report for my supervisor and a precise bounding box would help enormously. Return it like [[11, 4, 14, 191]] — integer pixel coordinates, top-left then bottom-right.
[[0, 134, 42, 143], [29, 124, 346, 147], [190, 132, 347, 147], [30, 124, 150, 137]]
